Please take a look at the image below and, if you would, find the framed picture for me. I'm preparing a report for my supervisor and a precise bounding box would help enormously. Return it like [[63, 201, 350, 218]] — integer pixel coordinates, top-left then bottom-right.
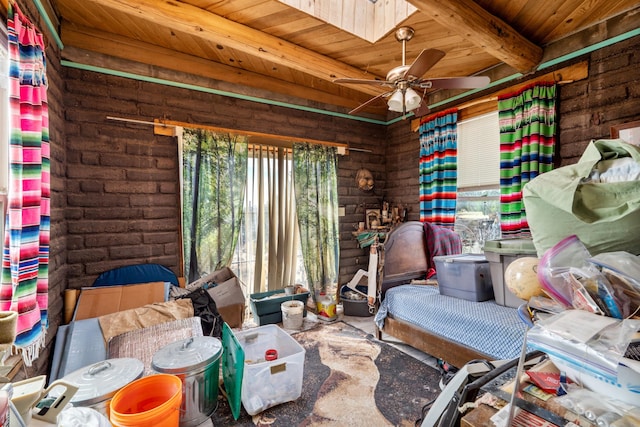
[[365, 209, 381, 230], [611, 120, 640, 146]]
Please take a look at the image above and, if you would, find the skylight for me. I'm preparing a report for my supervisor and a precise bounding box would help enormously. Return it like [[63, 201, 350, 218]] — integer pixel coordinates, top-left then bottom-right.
[[278, 0, 417, 43]]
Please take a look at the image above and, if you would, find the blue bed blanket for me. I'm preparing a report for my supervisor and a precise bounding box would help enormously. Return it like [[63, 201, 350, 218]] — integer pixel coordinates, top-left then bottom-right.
[[375, 285, 527, 361]]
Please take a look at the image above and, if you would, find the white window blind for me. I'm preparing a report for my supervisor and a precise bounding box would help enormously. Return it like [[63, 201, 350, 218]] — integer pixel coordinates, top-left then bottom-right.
[[457, 111, 500, 190]]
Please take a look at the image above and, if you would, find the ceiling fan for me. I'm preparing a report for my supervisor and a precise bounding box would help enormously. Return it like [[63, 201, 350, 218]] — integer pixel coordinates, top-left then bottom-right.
[[334, 27, 490, 117]]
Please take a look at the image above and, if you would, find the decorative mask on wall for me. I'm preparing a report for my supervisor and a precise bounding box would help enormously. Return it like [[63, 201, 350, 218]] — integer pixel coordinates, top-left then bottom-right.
[[356, 168, 374, 191]]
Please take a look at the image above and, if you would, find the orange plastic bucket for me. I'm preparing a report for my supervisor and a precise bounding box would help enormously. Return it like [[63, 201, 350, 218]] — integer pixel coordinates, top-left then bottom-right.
[[109, 374, 182, 427]]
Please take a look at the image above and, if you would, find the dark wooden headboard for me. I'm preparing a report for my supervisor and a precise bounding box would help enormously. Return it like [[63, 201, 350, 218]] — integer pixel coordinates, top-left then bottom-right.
[[379, 221, 429, 294]]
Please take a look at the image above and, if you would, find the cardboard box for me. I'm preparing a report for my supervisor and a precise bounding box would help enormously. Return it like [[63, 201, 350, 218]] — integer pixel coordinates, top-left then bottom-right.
[[74, 282, 166, 321], [188, 267, 246, 328]]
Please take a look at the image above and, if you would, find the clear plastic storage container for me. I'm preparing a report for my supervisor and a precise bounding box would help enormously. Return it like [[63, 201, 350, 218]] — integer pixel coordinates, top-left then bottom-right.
[[226, 324, 306, 416]]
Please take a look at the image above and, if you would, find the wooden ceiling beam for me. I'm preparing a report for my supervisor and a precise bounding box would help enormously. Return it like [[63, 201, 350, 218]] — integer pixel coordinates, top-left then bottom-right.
[[60, 24, 379, 113], [408, 0, 543, 73], [77, 0, 385, 97]]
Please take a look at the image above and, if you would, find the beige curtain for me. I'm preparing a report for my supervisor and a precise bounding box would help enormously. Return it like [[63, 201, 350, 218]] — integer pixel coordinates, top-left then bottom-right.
[[252, 146, 299, 293]]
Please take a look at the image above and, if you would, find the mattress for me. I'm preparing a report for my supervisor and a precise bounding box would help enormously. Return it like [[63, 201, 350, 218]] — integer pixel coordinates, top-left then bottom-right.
[[375, 284, 527, 361]]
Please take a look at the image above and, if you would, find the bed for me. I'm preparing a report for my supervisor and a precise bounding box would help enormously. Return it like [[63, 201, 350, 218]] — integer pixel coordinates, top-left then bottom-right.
[[374, 221, 527, 368]]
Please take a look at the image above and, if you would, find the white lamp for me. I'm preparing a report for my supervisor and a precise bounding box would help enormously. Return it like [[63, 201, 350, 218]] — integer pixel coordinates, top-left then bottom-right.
[[404, 87, 422, 111], [387, 90, 405, 112], [387, 87, 422, 113]]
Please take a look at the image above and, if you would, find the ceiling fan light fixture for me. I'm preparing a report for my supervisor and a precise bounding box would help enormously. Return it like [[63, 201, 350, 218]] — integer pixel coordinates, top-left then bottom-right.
[[387, 90, 405, 112], [335, 26, 487, 118], [404, 87, 421, 111]]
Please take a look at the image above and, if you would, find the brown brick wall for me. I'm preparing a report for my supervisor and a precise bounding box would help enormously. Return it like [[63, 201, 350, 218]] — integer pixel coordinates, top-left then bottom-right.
[[558, 35, 640, 165], [62, 67, 387, 293], [63, 71, 182, 287]]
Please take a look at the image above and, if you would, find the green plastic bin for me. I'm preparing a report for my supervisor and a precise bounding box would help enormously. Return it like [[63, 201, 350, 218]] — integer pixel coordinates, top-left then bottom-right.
[[249, 290, 309, 325]]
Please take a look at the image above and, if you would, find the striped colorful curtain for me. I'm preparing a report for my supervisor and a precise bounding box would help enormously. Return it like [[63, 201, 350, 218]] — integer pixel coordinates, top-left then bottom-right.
[[498, 83, 556, 237], [419, 108, 458, 226], [1, 2, 50, 365]]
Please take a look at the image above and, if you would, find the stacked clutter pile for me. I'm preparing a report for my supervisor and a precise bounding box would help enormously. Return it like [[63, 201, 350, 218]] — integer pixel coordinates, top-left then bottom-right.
[[490, 139, 640, 426], [20, 264, 306, 426], [512, 235, 640, 425]]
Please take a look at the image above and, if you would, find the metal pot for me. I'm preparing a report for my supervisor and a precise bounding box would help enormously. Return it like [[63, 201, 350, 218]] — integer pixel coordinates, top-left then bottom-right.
[[151, 336, 223, 427], [54, 358, 144, 416]]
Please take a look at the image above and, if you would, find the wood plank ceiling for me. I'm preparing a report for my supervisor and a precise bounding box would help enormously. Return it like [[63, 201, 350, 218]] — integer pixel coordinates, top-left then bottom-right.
[[53, 0, 640, 119]]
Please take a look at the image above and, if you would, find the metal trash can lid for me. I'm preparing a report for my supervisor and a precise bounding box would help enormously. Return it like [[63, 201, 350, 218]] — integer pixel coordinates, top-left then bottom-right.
[[151, 336, 223, 374], [58, 358, 144, 407]]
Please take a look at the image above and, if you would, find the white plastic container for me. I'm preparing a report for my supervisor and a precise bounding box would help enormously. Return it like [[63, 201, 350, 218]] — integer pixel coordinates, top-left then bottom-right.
[[234, 324, 305, 415]]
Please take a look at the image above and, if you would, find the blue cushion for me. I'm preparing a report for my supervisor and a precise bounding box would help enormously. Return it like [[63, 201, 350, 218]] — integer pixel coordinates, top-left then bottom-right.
[[92, 263, 179, 287]]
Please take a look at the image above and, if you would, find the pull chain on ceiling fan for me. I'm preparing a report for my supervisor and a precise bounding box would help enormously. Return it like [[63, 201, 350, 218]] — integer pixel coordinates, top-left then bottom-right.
[[333, 26, 490, 117]]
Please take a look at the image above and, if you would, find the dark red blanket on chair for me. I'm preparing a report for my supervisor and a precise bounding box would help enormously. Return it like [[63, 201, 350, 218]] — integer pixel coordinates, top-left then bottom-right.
[[423, 222, 462, 278]]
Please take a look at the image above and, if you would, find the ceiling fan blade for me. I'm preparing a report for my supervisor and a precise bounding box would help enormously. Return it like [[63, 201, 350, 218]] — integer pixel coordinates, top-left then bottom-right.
[[413, 101, 430, 118], [403, 49, 446, 81], [349, 91, 393, 115], [333, 78, 389, 85], [418, 76, 491, 90]]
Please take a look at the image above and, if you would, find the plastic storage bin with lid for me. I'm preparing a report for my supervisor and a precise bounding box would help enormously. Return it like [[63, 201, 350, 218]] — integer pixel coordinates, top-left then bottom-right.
[[484, 238, 537, 308], [221, 323, 305, 419], [433, 254, 494, 302], [249, 290, 310, 326]]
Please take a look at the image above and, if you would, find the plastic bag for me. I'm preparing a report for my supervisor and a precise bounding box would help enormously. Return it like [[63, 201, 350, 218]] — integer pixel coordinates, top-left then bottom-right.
[[537, 235, 629, 318], [523, 139, 640, 257], [589, 251, 640, 318]]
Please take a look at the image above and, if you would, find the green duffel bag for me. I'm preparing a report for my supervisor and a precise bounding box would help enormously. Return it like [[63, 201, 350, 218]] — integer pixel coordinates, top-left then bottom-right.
[[523, 139, 640, 257]]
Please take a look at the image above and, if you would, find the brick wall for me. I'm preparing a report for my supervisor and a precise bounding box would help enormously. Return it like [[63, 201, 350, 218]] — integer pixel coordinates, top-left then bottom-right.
[[384, 120, 421, 222], [384, 34, 640, 216], [62, 68, 387, 292], [558, 35, 640, 165]]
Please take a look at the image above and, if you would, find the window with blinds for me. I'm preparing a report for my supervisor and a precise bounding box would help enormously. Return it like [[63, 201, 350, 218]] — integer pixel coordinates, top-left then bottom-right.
[[457, 111, 500, 190], [455, 111, 502, 252]]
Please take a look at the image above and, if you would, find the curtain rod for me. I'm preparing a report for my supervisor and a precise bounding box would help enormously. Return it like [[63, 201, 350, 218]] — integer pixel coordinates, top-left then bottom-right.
[[106, 115, 367, 153], [107, 116, 175, 127]]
